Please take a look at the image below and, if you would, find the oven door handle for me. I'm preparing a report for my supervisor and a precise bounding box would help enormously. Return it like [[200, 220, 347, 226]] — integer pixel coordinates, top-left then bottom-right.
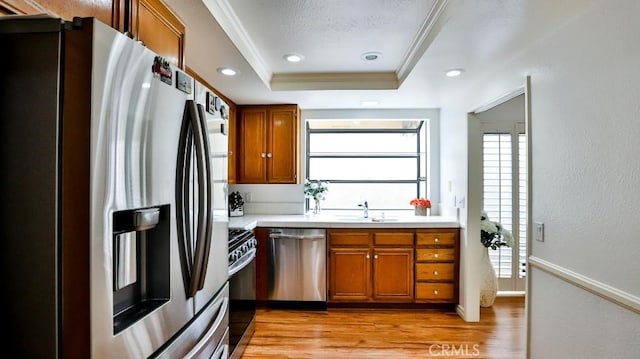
[[228, 248, 256, 277]]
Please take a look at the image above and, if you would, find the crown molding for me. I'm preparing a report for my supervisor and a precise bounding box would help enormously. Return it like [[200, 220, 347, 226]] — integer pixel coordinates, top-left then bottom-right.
[[396, 0, 450, 85], [270, 72, 399, 91], [202, 0, 272, 88]]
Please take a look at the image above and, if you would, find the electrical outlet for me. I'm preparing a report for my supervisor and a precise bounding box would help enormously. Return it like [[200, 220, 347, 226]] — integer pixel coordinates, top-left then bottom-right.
[[535, 222, 545, 242], [244, 192, 252, 202]]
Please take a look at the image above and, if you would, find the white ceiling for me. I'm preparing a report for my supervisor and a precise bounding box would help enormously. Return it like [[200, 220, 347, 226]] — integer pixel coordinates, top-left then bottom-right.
[[166, 0, 589, 109]]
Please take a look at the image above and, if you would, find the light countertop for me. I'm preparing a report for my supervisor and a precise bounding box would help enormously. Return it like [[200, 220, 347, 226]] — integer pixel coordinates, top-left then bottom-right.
[[228, 213, 459, 231]]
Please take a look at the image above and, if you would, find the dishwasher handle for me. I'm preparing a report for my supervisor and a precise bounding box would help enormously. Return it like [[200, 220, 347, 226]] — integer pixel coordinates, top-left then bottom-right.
[[269, 233, 326, 240]]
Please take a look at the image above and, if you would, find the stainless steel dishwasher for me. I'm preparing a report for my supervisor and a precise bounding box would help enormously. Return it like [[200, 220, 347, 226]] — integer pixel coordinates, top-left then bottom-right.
[[268, 228, 326, 301]]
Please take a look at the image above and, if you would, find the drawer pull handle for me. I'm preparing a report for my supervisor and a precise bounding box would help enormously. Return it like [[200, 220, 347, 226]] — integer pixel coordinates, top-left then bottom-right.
[[434, 290, 439, 295], [374, 254, 379, 259], [434, 271, 439, 276], [366, 254, 370, 259], [434, 253, 439, 258], [434, 238, 439, 243]]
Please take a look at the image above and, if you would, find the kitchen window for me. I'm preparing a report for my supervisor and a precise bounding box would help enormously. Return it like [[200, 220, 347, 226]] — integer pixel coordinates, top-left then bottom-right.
[[306, 120, 428, 212]]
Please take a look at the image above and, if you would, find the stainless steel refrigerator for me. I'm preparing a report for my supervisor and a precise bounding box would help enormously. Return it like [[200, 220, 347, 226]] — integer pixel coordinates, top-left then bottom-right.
[[0, 16, 229, 358]]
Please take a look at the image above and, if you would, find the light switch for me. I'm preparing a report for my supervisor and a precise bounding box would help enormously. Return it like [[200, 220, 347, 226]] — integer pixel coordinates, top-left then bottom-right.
[[534, 222, 544, 242]]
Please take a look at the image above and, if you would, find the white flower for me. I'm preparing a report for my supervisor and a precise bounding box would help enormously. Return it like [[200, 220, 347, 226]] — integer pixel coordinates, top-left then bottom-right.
[[480, 218, 498, 234], [502, 229, 514, 247], [480, 210, 513, 249]]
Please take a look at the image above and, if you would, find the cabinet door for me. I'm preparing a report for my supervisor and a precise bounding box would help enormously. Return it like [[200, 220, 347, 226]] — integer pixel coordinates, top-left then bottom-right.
[[238, 108, 268, 183], [329, 248, 370, 301], [267, 107, 298, 183], [372, 248, 414, 302], [135, 0, 185, 68]]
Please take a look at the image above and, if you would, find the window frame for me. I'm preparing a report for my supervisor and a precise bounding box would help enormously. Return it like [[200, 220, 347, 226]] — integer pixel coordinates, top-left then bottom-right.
[[305, 121, 427, 211]]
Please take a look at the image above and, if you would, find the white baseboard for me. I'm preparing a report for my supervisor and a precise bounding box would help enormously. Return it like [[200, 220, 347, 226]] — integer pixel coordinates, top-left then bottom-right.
[[456, 304, 466, 320], [497, 291, 525, 297]]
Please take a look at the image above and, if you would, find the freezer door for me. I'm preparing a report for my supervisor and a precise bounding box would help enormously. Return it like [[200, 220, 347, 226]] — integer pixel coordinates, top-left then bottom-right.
[[90, 20, 195, 358], [152, 283, 230, 359]]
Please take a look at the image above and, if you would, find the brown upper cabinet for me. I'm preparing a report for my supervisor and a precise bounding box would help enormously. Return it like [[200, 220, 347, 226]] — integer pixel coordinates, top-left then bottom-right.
[[115, 0, 185, 68], [237, 105, 299, 184], [1, 0, 185, 69], [0, 0, 111, 24]]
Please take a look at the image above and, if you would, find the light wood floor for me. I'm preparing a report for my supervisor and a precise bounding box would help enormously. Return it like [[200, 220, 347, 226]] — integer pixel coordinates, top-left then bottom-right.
[[241, 297, 525, 359]]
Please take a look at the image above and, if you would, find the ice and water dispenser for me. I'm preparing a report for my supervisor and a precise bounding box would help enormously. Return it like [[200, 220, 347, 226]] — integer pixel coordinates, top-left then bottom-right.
[[112, 205, 170, 334]]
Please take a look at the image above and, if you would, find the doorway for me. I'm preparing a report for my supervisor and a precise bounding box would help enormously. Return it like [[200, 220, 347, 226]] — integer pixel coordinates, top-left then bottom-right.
[[476, 93, 527, 293]]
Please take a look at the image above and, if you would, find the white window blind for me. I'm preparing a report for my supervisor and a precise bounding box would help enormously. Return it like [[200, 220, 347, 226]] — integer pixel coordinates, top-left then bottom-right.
[[482, 131, 528, 282], [518, 133, 527, 278], [483, 134, 513, 278]]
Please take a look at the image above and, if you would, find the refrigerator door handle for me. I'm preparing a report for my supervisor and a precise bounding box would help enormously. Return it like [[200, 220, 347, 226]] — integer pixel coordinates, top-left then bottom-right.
[[183, 297, 229, 359], [195, 103, 214, 291], [176, 102, 196, 292]]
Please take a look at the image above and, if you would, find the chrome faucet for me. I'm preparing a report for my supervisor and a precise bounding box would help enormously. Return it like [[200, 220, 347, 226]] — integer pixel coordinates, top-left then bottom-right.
[[358, 201, 369, 218]]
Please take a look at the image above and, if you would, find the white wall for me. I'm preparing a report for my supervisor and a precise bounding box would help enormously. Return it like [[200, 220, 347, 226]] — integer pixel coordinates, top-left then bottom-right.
[[440, 0, 640, 355], [228, 184, 305, 214]]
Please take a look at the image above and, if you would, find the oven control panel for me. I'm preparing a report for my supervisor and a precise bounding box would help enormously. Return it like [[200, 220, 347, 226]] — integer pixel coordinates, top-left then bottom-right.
[[228, 229, 257, 267]]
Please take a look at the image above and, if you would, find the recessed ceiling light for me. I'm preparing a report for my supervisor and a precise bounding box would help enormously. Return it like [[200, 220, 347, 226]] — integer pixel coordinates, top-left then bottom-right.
[[217, 67, 238, 76], [445, 68, 464, 77], [284, 53, 304, 63], [361, 52, 382, 62], [360, 100, 380, 107]]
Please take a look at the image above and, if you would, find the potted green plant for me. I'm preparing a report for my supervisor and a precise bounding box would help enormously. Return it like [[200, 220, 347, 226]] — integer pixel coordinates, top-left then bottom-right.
[[304, 179, 329, 214]]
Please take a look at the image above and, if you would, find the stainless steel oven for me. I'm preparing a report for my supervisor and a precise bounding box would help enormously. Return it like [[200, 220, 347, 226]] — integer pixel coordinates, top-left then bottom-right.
[[228, 229, 257, 358]]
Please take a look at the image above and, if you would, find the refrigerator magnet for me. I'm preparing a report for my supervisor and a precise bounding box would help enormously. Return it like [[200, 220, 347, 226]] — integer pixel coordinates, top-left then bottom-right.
[[206, 92, 217, 115]]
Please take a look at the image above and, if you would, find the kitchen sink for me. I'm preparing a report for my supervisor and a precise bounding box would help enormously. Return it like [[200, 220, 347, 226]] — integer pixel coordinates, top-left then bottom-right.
[[328, 215, 399, 222]]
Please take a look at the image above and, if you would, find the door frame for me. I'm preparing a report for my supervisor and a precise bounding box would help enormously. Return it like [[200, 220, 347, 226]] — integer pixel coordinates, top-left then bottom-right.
[[467, 76, 532, 314]]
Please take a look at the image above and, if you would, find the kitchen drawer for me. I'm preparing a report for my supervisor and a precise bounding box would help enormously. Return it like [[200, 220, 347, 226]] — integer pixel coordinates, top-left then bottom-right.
[[415, 263, 455, 281], [416, 248, 455, 262], [374, 232, 414, 246], [415, 283, 454, 301], [416, 232, 456, 246], [329, 230, 372, 247]]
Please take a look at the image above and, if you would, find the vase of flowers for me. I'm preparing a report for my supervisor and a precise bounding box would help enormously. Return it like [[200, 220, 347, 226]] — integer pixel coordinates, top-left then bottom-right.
[[479, 211, 514, 307], [304, 179, 329, 215], [410, 197, 431, 216]]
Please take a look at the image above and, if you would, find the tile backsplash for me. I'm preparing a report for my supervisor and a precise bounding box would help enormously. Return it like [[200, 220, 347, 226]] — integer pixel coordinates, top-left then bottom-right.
[[229, 184, 305, 215]]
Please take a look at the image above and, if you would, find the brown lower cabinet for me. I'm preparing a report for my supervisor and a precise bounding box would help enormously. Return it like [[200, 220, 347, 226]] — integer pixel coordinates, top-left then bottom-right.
[[328, 228, 459, 304], [414, 228, 459, 303], [328, 229, 414, 303], [258, 227, 459, 305]]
